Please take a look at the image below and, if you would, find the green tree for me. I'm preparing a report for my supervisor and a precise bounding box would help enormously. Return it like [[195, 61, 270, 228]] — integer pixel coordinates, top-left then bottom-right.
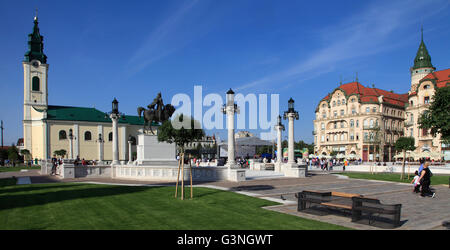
[[7, 146, 19, 164], [418, 86, 450, 144], [54, 149, 67, 158], [20, 149, 32, 165], [158, 114, 205, 200], [394, 137, 416, 180]]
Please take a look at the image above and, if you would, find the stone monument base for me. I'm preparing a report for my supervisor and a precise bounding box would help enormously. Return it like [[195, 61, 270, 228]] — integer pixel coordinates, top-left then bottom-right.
[[136, 133, 177, 166], [282, 162, 308, 178]]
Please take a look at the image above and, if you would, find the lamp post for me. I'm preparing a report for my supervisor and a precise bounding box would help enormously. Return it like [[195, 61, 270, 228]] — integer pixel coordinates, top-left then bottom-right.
[[274, 115, 285, 172], [283, 98, 299, 165], [69, 128, 74, 159], [97, 133, 104, 164], [128, 135, 133, 165], [110, 98, 121, 165], [222, 88, 239, 168]]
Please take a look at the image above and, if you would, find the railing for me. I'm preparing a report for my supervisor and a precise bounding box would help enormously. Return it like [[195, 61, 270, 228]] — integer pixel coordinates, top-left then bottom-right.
[[363, 138, 381, 144], [363, 125, 380, 130]]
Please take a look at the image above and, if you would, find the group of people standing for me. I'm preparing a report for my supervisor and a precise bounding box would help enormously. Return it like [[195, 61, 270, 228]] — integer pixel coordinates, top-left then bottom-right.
[[411, 158, 436, 198]]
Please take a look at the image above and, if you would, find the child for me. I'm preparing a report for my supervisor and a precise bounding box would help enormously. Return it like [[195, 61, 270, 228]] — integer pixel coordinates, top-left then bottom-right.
[[411, 171, 421, 193]]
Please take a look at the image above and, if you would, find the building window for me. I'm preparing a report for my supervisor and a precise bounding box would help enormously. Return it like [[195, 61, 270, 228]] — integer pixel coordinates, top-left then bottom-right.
[[366, 107, 370, 113], [341, 134, 345, 141], [424, 84, 430, 89], [356, 120, 359, 128], [341, 121, 345, 128], [84, 131, 92, 141], [32, 76, 40, 91], [340, 110, 344, 116], [59, 130, 67, 140], [342, 99, 346, 105], [322, 103, 326, 108], [372, 107, 377, 113], [108, 132, 113, 141], [322, 113, 326, 119], [350, 120, 354, 128], [321, 123, 325, 130], [334, 122, 337, 129], [337, 100, 341, 106], [351, 108, 356, 114], [334, 111, 337, 117], [333, 101, 336, 107], [334, 134, 338, 141], [350, 133, 354, 141], [410, 128, 413, 137], [424, 96, 430, 104], [321, 135, 325, 142], [410, 101, 414, 106]]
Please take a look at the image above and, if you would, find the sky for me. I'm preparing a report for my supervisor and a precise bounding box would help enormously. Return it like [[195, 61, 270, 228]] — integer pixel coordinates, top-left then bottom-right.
[[0, 0, 449, 146]]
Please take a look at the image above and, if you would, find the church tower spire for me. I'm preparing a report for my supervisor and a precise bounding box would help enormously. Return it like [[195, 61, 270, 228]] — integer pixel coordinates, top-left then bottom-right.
[[410, 26, 435, 91], [24, 11, 47, 63]]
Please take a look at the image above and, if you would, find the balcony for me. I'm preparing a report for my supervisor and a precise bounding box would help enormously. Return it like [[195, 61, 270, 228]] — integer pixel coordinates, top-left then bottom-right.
[[363, 125, 380, 130], [312, 130, 317, 135], [405, 121, 414, 127], [363, 138, 381, 144]]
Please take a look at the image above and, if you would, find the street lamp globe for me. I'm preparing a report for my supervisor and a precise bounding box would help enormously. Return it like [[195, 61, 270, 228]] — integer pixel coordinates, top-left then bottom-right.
[[112, 98, 119, 114]]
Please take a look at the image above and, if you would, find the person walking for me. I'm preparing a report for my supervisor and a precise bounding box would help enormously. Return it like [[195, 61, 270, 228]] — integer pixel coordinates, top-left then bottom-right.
[[417, 161, 435, 198]]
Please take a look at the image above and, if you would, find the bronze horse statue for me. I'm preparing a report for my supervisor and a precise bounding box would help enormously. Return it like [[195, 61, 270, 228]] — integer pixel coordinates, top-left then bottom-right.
[[137, 104, 176, 134]]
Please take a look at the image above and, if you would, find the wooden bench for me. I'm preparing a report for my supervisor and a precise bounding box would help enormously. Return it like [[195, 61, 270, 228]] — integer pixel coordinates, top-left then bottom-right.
[[296, 190, 361, 212], [351, 196, 402, 228], [296, 191, 402, 228]]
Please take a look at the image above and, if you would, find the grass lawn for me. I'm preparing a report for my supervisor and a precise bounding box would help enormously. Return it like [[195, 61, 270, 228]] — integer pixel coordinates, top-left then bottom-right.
[[0, 178, 350, 230], [337, 172, 450, 185], [0, 166, 40, 172]]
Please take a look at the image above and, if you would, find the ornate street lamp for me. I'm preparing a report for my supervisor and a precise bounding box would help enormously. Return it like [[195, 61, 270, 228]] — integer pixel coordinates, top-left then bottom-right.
[[283, 98, 299, 165], [222, 88, 239, 167], [112, 98, 119, 115], [68, 128, 74, 159]]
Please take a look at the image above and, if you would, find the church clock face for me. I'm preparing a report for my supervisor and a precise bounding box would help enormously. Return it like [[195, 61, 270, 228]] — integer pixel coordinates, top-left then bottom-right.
[[32, 61, 39, 68]]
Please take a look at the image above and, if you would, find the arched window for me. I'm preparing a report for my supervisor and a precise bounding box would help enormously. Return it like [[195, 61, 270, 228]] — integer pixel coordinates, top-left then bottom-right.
[[356, 120, 359, 128], [108, 132, 113, 141], [321, 123, 325, 130], [32, 76, 40, 91], [59, 130, 67, 140], [350, 120, 354, 128], [424, 84, 430, 90], [337, 100, 341, 106], [333, 101, 336, 107], [84, 131, 92, 141], [342, 99, 346, 105]]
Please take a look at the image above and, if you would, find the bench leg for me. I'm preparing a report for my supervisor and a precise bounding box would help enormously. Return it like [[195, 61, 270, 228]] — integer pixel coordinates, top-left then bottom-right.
[[351, 210, 361, 222]]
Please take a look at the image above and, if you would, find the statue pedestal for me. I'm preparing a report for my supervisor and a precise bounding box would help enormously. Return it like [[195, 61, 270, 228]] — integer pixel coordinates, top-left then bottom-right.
[[136, 133, 177, 166]]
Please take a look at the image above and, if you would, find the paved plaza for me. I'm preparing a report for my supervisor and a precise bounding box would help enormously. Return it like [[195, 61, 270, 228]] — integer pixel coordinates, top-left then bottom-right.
[[1, 169, 449, 230]]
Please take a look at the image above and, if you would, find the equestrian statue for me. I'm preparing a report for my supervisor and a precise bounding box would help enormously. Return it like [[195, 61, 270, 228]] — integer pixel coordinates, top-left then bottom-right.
[[137, 92, 176, 134]]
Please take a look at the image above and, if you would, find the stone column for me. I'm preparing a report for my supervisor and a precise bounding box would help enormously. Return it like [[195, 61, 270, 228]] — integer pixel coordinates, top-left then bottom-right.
[[222, 89, 239, 168], [69, 138, 73, 159], [274, 115, 285, 173], [287, 113, 295, 164], [226, 105, 236, 166], [128, 140, 133, 164], [110, 113, 120, 165]]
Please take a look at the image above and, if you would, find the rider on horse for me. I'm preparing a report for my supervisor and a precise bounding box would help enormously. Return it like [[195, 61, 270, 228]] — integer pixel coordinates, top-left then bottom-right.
[[147, 92, 164, 121]]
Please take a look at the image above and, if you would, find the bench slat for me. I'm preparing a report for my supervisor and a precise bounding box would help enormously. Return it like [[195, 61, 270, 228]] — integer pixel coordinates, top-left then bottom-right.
[[331, 192, 362, 198], [320, 202, 352, 210]]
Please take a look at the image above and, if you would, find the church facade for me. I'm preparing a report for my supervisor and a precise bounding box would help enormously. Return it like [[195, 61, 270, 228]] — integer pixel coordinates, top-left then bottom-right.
[[314, 29, 449, 161], [22, 16, 146, 163]]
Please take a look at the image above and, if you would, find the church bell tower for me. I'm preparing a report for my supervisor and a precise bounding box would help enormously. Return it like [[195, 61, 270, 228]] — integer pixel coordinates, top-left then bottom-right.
[[23, 13, 49, 158]]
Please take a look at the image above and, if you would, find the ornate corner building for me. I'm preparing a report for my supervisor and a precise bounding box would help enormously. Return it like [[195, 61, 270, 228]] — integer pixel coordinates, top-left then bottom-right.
[[313, 29, 450, 161]]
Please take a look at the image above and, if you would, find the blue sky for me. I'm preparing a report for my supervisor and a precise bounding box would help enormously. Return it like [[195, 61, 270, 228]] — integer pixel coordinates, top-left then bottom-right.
[[0, 0, 449, 146]]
